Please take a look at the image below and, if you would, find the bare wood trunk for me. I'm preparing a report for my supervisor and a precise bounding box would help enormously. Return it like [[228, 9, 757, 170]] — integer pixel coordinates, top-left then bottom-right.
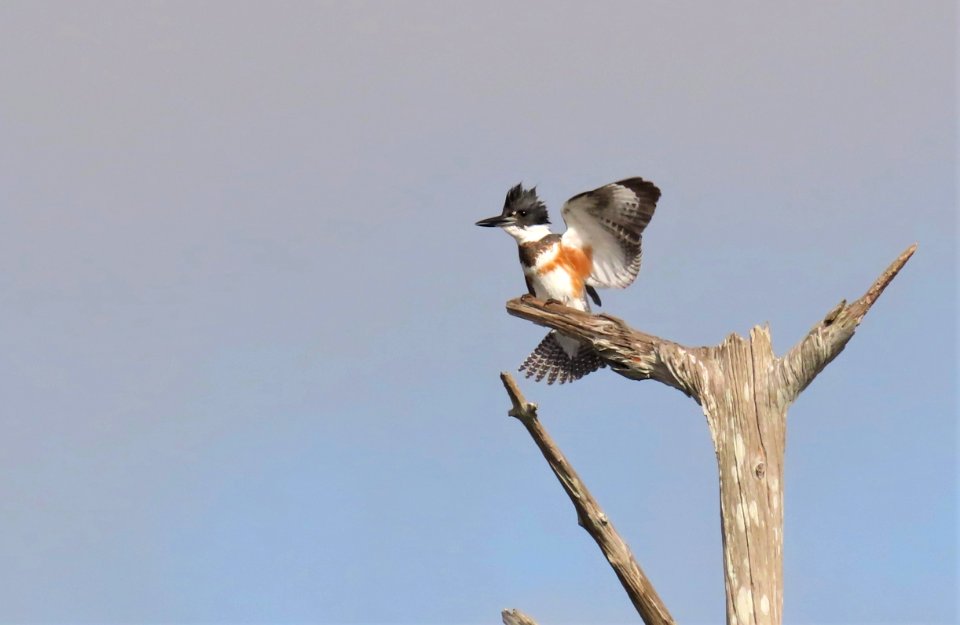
[[696, 329, 785, 625]]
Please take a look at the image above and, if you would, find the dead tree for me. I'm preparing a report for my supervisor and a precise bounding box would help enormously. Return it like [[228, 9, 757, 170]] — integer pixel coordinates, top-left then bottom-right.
[[497, 244, 915, 625]]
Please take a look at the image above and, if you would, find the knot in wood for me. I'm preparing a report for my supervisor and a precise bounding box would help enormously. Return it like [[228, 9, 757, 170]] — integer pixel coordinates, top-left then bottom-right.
[[754, 462, 766, 479]]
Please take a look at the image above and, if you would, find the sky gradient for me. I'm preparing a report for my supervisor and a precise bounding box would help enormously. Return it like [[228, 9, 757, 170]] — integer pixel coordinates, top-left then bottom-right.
[[0, 1, 956, 623]]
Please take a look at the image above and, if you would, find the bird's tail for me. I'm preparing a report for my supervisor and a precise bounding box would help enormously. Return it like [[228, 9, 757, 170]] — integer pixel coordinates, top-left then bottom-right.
[[519, 331, 605, 384]]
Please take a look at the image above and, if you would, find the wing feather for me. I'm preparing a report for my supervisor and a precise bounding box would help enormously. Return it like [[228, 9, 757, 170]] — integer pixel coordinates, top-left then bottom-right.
[[560, 177, 660, 289]]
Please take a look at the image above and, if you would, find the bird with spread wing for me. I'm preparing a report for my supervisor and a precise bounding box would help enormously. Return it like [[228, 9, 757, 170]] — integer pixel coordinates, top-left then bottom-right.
[[476, 177, 660, 384]]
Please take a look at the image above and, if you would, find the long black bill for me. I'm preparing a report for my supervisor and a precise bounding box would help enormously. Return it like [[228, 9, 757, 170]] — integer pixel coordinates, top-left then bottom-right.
[[475, 215, 513, 227]]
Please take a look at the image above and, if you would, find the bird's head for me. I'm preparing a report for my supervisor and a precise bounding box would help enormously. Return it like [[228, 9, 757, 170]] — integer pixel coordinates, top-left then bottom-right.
[[475, 183, 550, 233]]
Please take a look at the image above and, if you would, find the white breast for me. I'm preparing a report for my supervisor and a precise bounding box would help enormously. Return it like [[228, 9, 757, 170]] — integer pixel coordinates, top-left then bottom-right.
[[524, 243, 590, 312]]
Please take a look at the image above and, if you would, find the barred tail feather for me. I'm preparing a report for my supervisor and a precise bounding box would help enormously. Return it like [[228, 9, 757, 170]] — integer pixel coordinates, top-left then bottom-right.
[[518, 331, 605, 385]]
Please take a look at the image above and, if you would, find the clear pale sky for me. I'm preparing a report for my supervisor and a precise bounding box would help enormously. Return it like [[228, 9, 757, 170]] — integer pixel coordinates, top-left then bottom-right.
[[0, 1, 956, 623]]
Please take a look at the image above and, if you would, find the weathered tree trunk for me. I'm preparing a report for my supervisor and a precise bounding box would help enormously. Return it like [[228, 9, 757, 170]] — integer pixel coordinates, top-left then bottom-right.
[[696, 329, 785, 625], [499, 244, 914, 625]]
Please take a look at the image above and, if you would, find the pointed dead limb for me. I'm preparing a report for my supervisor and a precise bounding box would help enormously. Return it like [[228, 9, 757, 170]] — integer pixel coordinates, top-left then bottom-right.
[[499, 372, 675, 625], [777, 243, 917, 401]]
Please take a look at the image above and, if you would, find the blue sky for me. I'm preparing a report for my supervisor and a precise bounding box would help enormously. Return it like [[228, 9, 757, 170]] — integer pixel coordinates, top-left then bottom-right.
[[0, 1, 956, 623]]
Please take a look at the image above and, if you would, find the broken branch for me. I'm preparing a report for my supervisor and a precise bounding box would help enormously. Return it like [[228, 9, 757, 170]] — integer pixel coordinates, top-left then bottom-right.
[[498, 373, 675, 625], [778, 243, 916, 400]]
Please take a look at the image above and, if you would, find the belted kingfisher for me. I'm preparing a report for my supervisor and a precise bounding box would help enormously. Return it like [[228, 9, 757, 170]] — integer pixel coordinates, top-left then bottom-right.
[[476, 177, 660, 384]]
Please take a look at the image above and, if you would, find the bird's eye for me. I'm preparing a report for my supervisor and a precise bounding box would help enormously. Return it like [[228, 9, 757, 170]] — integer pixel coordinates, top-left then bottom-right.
[[518, 210, 528, 217]]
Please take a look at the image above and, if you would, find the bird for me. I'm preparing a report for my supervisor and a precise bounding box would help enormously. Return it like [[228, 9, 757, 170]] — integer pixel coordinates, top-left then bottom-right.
[[476, 177, 661, 384]]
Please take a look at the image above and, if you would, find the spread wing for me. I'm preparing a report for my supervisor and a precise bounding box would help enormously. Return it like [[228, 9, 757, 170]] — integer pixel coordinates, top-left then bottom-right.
[[560, 177, 660, 289]]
